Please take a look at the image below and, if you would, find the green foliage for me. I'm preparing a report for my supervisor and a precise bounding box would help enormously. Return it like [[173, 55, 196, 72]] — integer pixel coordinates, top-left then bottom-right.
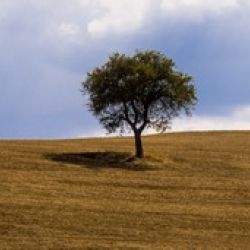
[[82, 50, 197, 134]]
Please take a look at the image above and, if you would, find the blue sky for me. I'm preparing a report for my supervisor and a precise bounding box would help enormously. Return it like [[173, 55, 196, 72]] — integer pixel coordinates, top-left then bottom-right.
[[0, 0, 250, 138]]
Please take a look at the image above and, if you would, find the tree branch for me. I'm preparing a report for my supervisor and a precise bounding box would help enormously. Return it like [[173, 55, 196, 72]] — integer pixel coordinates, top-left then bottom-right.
[[130, 100, 139, 126], [139, 103, 149, 133], [122, 101, 135, 130]]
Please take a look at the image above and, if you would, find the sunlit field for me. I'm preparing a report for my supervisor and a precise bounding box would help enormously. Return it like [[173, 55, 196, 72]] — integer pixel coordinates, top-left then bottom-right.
[[1, 131, 250, 249]]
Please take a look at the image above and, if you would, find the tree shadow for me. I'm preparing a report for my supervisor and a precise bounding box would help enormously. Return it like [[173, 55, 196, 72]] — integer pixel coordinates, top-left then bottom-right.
[[45, 151, 152, 171]]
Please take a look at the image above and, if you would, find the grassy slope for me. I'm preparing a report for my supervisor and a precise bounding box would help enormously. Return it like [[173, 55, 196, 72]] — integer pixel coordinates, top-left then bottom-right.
[[0, 131, 250, 249]]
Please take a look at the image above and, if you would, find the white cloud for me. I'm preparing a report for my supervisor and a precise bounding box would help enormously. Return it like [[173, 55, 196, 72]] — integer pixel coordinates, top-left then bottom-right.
[[171, 105, 250, 132], [86, 0, 247, 37], [0, 0, 249, 40], [93, 106, 250, 137], [87, 0, 154, 37], [58, 23, 80, 37], [161, 0, 239, 20]]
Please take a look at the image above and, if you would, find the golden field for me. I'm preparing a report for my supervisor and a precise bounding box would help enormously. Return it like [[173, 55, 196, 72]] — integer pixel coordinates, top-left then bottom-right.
[[0, 131, 250, 249]]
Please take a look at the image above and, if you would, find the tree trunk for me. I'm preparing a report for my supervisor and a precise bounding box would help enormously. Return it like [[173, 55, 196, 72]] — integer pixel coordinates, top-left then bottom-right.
[[134, 131, 144, 158]]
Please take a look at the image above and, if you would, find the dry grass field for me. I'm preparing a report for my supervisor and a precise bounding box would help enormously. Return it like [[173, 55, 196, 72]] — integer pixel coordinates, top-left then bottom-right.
[[0, 131, 250, 249]]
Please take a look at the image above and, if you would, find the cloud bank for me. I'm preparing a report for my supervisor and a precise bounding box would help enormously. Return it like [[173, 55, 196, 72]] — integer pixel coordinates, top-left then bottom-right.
[[87, 105, 250, 137], [0, 0, 247, 41], [172, 106, 250, 132]]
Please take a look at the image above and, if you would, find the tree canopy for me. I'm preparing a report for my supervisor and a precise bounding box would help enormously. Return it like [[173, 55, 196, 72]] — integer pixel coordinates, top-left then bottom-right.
[[82, 50, 197, 158]]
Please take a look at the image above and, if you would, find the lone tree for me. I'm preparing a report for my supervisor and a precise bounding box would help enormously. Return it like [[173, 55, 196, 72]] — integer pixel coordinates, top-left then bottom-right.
[[82, 50, 197, 158]]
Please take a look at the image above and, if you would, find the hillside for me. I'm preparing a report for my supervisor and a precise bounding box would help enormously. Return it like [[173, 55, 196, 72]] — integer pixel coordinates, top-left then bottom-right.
[[0, 132, 250, 249]]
